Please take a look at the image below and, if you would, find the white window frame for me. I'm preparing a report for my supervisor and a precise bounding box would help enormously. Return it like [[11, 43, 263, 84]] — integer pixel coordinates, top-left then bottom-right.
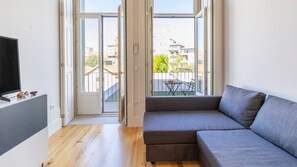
[[146, 0, 207, 96]]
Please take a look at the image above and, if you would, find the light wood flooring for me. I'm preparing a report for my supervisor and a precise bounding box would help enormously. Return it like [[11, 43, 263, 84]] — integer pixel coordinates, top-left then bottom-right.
[[44, 125, 201, 167]]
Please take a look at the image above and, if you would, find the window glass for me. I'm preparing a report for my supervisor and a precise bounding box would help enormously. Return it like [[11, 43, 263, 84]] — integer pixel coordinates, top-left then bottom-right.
[[80, 0, 121, 13], [153, 18, 195, 96], [197, 17, 205, 95], [80, 18, 99, 92], [154, 0, 194, 14]]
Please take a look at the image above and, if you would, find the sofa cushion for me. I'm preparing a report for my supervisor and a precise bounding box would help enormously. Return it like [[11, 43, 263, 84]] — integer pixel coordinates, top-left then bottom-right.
[[143, 110, 245, 145], [251, 96, 297, 158], [197, 130, 297, 167], [219, 85, 266, 128]]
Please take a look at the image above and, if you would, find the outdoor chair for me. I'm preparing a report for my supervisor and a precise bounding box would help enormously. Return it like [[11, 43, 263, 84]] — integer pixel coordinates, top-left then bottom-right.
[[180, 79, 195, 96]]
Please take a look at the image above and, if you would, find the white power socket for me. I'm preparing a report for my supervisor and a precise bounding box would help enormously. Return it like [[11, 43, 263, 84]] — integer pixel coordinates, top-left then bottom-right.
[[134, 100, 139, 106], [49, 104, 55, 110]]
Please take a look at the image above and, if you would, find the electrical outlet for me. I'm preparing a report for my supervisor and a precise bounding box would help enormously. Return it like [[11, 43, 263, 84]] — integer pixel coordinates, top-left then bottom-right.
[[134, 100, 139, 106], [49, 104, 55, 110]]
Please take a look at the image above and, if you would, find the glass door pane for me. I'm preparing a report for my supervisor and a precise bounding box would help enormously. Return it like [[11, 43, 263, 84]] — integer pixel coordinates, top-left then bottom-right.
[[77, 18, 102, 115], [102, 17, 119, 113], [196, 9, 207, 95], [80, 18, 100, 93], [153, 18, 195, 96]]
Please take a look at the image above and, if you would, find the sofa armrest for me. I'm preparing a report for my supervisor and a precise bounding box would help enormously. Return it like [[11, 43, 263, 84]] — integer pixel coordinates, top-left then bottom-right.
[[146, 96, 222, 112]]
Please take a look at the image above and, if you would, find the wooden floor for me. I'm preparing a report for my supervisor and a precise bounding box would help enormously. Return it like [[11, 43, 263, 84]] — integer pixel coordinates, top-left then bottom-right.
[[44, 125, 201, 167]]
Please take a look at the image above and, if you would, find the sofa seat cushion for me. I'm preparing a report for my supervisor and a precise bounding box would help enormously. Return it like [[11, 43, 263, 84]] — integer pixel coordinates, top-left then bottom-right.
[[251, 96, 297, 158], [143, 110, 245, 145], [197, 130, 297, 167], [219, 85, 266, 128]]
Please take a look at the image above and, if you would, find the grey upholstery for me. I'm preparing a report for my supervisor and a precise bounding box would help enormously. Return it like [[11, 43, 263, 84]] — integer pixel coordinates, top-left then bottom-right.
[[146, 144, 199, 161], [144, 96, 227, 162], [143, 86, 297, 163], [146, 96, 222, 112], [219, 85, 266, 128], [251, 96, 297, 158], [197, 130, 297, 167], [143, 110, 245, 145]]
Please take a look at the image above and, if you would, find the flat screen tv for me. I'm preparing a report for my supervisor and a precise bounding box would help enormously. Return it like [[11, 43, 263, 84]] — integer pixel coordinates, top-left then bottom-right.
[[0, 36, 21, 102]]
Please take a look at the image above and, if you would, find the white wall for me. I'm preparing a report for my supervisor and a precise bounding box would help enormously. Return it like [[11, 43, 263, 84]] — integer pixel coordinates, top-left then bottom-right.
[[0, 0, 61, 136], [126, 0, 146, 127], [224, 0, 297, 102]]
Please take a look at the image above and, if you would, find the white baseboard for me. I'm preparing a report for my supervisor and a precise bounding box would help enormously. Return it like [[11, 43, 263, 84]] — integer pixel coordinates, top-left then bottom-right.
[[48, 117, 62, 137]]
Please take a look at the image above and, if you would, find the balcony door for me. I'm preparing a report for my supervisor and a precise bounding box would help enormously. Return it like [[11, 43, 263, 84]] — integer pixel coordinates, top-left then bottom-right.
[[76, 0, 123, 117], [195, 7, 208, 95], [77, 17, 103, 115], [146, 0, 212, 96], [60, 0, 75, 125], [118, 3, 127, 124]]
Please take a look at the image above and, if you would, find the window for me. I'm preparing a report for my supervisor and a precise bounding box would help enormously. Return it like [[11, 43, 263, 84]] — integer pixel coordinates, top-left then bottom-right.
[[154, 0, 194, 14], [80, 0, 121, 13], [80, 18, 99, 92], [147, 0, 212, 96]]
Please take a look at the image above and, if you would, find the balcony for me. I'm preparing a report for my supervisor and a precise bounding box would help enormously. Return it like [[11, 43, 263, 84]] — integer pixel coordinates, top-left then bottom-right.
[[84, 71, 203, 112], [84, 69, 118, 113], [153, 72, 203, 96]]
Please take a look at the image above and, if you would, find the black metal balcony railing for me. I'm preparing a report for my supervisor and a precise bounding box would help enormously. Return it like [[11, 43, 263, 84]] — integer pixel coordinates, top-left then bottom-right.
[[84, 70, 119, 102], [84, 71, 204, 99], [153, 72, 203, 96]]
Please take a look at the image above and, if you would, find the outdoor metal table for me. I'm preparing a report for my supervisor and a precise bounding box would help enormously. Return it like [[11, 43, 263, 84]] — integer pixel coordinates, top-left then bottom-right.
[[163, 80, 183, 96]]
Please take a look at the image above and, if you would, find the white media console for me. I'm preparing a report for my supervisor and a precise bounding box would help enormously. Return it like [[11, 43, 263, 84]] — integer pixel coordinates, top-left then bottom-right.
[[0, 95, 48, 167]]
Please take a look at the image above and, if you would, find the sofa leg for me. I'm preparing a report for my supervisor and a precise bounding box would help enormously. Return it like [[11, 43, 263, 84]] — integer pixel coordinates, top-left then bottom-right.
[[151, 161, 155, 164]]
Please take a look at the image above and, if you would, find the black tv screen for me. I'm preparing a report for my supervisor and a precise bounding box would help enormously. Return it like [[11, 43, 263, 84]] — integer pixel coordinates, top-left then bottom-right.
[[0, 36, 21, 96]]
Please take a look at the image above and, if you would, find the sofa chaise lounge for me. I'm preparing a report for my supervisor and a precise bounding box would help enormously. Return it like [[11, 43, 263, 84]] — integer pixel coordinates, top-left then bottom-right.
[[143, 85, 297, 167]]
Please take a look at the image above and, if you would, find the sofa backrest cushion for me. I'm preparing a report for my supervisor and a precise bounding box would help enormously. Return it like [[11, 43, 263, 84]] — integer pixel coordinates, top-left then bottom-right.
[[251, 96, 297, 158], [219, 85, 266, 128]]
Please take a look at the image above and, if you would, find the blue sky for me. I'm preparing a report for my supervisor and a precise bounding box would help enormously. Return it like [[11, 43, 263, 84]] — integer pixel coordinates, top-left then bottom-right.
[[81, 0, 194, 13], [154, 18, 194, 51], [154, 0, 194, 13], [81, 0, 121, 13], [81, 0, 203, 54], [83, 17, 117, 53]]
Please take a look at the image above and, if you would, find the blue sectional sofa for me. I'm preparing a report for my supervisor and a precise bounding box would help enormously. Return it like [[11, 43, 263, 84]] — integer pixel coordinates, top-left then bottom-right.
[[143, 85, 297, 167]]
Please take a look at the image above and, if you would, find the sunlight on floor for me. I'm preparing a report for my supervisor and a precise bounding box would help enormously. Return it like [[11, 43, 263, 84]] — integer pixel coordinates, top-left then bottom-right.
[[69, 115, 119, 125]]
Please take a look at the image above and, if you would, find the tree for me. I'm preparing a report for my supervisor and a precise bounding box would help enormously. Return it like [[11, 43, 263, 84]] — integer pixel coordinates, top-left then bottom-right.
[[184, 64, 194, 72], [153, 54, 169, 73], [170, 54, 188, 74], [85, 54, 99, 67]]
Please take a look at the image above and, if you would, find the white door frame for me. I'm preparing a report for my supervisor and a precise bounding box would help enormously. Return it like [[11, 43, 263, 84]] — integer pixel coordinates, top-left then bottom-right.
[[195, 7, 208, 95], [145, 0, 154, 96], [75, 0, 119, 115], [59, 0, 75, 126], [76, 15, 103, 115], [145, 0, 203, 96], [117, 2, 127, 124]]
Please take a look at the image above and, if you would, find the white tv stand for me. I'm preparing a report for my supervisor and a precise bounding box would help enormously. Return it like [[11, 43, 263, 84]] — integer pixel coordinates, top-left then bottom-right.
[[0, 95, 48, 167]]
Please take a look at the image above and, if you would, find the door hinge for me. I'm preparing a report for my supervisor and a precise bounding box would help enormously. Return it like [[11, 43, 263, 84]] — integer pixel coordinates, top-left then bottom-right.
[[61, 63, 65, 68], [61, 113, 65, 119]]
